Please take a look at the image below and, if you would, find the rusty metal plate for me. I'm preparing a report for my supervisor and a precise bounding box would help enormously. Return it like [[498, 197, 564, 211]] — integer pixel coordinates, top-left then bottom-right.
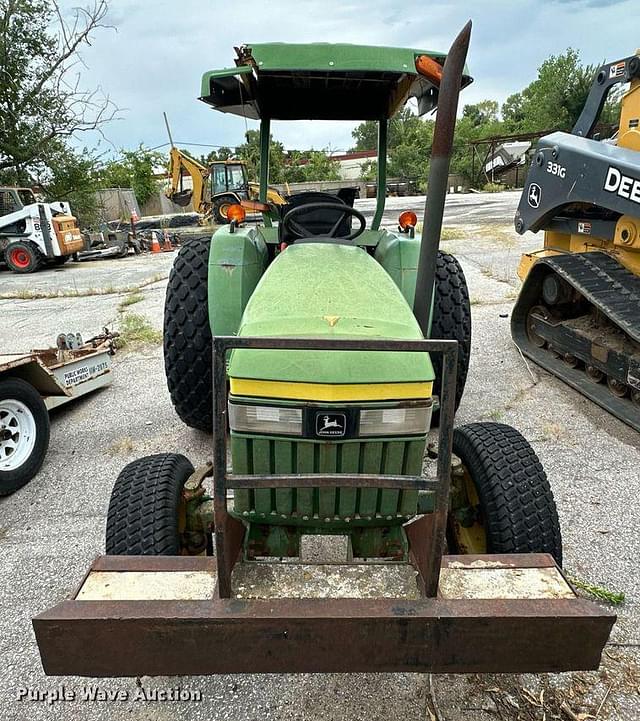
[[33, 554, 615, 677]]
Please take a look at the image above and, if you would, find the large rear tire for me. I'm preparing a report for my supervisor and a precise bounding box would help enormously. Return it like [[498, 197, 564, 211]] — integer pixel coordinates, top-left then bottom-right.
[[0, 378, 50, 496], [163, 237, 213, 432], [430, 251, 471, 424], [105, 453, 194, 555], [448, 422, 563, 565]]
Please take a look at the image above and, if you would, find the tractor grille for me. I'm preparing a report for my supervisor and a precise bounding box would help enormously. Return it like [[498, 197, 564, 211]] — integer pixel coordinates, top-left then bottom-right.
[[230, 435, 425, 521]]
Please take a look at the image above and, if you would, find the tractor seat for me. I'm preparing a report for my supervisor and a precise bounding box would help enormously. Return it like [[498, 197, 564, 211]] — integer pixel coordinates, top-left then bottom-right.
[[279, 192, 352, 244]]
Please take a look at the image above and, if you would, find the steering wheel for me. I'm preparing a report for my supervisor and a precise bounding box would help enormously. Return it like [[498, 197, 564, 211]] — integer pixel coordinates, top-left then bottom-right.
[[282, 202, 366, 242]]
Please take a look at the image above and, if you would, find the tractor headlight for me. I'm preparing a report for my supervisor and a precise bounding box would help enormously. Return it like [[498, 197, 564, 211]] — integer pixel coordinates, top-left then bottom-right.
[[229, 403, 303, 436], [359, 404, 431, 436]]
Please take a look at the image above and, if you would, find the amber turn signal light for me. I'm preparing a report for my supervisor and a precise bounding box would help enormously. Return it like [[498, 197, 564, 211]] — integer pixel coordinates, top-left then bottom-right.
[[227, 204, 246, 224], [399, 211, 418, 230]]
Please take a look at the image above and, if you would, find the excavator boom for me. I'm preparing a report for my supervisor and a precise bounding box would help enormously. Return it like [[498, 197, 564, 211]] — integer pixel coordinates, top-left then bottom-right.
[[167, 146, 211, 213]]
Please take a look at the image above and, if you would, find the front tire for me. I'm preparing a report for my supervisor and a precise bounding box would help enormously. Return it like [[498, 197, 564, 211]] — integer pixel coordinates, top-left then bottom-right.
[[430, 251, 471, 423], [448, 422, 562, 565], [5, 242, 44, 274], [106, 453, 194, 554], [163, 237, 213, 432], [0, 378, 50, 496]]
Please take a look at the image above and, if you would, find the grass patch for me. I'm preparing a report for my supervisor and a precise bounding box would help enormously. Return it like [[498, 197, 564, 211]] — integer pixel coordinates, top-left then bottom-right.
[[541, 421, 566, 441], [0, 273, 167, 300], [567, 574, 625, 605], [440, 226, 461, 241], [487, 408, 505, 422], [482, 181, 507, 193], [116, 313, 162, 349], [414, 224, 460, 242], [106, 437, 135, 455], [118, 292, 144, 311]]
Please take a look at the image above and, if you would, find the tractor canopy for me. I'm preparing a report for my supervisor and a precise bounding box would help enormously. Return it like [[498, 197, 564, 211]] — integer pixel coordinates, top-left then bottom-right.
[[228, 243, 434, 399], [199, 42, 473, 120]]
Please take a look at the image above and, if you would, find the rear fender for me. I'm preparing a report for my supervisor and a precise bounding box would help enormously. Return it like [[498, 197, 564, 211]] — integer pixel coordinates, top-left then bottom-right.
[[207, 226, 268, 336], [374, 229, 421, 306]]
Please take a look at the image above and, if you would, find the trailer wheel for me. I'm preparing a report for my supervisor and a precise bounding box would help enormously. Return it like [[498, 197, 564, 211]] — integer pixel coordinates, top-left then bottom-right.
[[430, 251, 471, 424], [448, 422, 562, 565], [163, 237, 213, 432], [5, 242, 44, 274], [106, 453, 194, 555], [0, 378, 50, 496]]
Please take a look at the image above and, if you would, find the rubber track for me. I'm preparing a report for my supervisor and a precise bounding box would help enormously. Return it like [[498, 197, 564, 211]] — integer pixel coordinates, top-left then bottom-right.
[[431, 251, 472, 412], [453, 422, 563, 565], [511, 251, 640, 432], [536, 252, 640, 342], [105, 453, 194, 555], [163, 237, 213, 432]]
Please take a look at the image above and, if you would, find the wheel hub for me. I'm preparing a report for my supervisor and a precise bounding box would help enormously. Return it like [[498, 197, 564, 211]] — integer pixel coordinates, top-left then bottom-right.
[[0, 400, 37, 471], [10, 248, 31, 269]]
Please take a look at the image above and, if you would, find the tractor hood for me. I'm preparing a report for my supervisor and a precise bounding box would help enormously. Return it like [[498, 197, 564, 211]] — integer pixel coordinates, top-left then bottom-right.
[[228, 243, 434, 399]]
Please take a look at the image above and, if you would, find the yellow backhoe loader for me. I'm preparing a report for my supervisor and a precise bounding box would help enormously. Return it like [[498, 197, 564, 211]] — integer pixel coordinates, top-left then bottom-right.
[[166, 146, 286, 224]]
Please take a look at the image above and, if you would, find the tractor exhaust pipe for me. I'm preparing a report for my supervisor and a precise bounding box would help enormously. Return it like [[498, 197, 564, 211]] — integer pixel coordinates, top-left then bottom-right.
[[413, 21, 472, 335]]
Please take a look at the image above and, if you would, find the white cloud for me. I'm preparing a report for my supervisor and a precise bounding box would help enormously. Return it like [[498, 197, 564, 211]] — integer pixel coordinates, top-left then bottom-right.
[[62, 0, 638, 155]]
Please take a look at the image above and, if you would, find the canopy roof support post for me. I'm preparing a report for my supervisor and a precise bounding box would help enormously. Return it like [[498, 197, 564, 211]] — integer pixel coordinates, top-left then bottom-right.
[[371, 120, 387, 231], [259, 118, 272, 227]]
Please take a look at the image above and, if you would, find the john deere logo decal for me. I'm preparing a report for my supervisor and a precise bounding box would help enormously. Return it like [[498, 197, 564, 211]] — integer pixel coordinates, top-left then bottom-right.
[[527, 183, 542, 208], [316, 413, 346, 438]]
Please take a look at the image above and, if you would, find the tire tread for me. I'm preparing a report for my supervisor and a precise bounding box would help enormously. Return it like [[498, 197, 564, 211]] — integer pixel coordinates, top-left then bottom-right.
[[163, 237, 213, 432], [452, 422, 562, 564], [105, 453, 194, 554]]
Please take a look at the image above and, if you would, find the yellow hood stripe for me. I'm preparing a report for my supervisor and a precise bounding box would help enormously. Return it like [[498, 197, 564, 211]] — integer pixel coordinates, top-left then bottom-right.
[[229, 378, 433, 402]]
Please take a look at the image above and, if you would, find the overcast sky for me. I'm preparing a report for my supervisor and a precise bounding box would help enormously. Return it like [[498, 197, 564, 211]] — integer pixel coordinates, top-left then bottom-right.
[[61, 0, 637, 157]]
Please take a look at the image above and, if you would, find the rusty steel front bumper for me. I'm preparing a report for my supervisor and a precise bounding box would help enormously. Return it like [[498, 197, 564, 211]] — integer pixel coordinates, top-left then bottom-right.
[[33, 554, 614, 676]]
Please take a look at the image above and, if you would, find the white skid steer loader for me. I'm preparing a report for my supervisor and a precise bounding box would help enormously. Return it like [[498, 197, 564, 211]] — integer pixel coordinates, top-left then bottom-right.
[[0, 187, 85, 273]]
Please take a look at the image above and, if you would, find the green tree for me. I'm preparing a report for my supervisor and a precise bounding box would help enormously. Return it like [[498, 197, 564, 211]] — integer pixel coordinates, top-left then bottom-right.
[[202, 146, 233, 164], [0, 0, 116, 177], [297, 151, 340, 182], [235, 129, 287, 183], [37, 141, 102, 225], [502, 49, 620, 133], [450, 100, 504, 182], [0, 0, 117, 225], [351, 108, 434, 185], [99, 146, 166, 205]]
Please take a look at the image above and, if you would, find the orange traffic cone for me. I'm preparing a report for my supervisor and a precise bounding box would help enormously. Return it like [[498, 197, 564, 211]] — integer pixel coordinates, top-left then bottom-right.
[[162, 229, 173, 251], [150, 231, 161, 254]]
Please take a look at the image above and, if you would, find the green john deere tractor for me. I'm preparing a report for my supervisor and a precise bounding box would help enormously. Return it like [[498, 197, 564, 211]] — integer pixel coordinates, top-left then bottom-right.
[[34, 24, 614, 678]]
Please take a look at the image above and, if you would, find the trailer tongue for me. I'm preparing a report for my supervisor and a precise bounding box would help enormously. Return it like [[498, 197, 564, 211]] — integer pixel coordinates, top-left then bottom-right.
[[33, 22, 615, 678]]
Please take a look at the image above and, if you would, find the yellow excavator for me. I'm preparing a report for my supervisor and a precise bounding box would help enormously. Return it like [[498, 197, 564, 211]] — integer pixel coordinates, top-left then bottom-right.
[[164, 114, 286, 223], [512, 51, 640, 431]]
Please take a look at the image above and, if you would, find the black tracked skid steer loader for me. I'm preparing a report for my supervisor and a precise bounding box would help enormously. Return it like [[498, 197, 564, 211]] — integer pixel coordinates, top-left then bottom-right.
[[513, 51, 640, 431]]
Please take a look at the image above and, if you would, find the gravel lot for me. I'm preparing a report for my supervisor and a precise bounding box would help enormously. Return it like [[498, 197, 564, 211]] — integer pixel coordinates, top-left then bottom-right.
[[0, 191, 638, 721]]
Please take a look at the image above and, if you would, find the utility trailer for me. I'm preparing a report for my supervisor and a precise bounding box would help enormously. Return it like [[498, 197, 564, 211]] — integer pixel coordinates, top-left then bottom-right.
[[33, 23, 615, 679], [0, 331, 116, 495]]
